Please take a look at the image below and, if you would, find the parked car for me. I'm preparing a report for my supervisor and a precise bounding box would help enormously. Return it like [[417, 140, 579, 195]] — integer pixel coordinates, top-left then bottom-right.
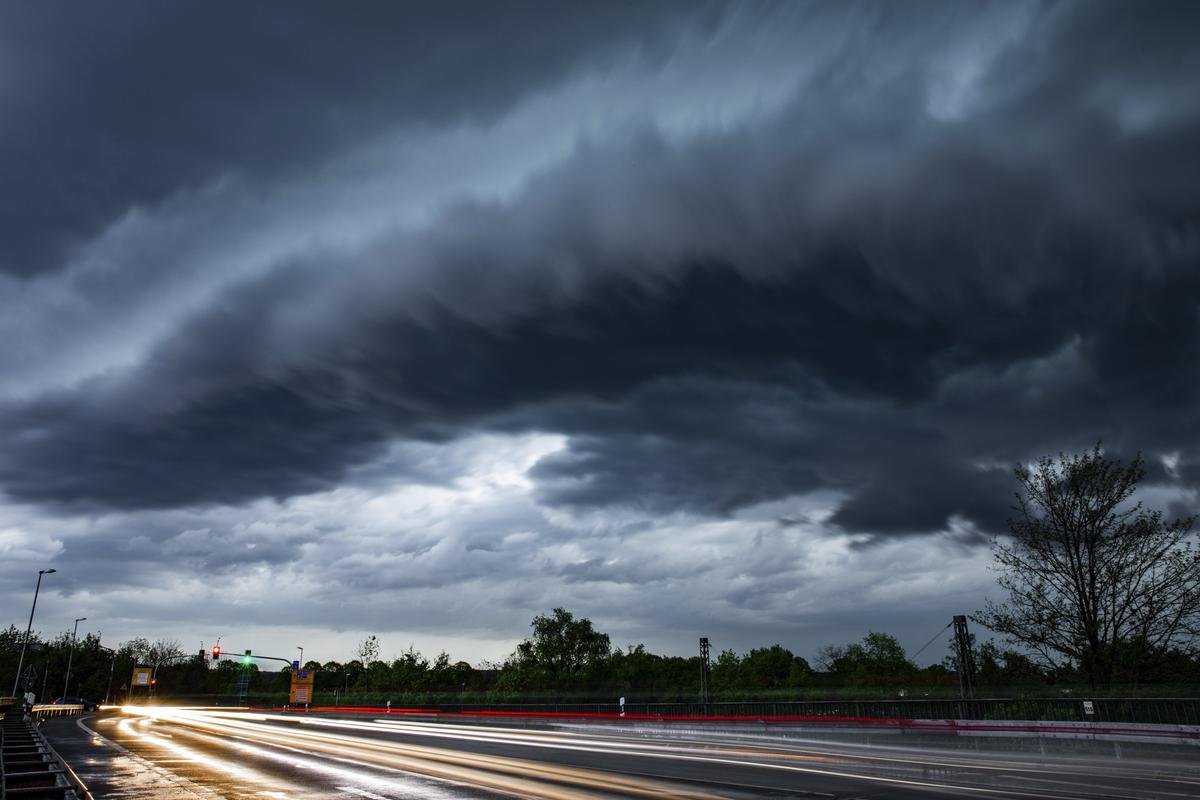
[[51, 696, 99, 711]]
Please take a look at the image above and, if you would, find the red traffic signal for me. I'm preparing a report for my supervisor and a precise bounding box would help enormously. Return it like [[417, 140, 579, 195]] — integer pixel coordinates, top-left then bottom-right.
[[211, 645, 221, 660]]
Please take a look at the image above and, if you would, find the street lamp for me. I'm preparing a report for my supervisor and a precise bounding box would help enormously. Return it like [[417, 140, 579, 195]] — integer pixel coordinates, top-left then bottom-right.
[[11, 568, 56, 698], [62, 617, 87, 699], [297, 646, 304, 668], [99, 644, 117, 705]]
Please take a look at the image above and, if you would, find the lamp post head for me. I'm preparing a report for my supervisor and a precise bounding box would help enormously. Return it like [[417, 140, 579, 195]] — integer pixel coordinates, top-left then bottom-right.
[[41, 568, 57, 575], [76, 617, 87, 624]]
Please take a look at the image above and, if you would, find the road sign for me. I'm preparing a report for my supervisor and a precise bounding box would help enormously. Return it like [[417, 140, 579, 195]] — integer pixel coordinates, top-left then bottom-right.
[[132, 667, 152, 687], [289, 669, 315, 705], [291, 660, 300, 670]]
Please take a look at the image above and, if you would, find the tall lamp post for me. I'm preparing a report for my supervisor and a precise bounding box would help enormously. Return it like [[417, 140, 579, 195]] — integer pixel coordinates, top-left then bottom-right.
[[297, 646, 304, 668], [12, 568, 56, 697], [62, 617, 88, 699], [99, 644, 117, 705]]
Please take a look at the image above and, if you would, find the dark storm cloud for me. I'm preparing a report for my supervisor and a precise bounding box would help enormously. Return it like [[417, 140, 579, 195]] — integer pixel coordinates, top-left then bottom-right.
[[2, 0, 1200, 545], [0, 0, 710, 276]]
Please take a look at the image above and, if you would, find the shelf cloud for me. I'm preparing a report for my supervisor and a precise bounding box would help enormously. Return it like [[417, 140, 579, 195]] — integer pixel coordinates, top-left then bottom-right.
[[1, 1, 1197, 662]]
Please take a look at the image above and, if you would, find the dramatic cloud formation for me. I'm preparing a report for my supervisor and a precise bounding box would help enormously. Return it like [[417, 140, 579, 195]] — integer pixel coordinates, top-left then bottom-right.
[[1, 1, 1197, 663]]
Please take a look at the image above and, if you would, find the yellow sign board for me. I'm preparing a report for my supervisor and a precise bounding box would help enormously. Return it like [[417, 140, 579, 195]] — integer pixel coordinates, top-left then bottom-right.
[[132, 667, 153, 687], [289, 669, 315, 705]]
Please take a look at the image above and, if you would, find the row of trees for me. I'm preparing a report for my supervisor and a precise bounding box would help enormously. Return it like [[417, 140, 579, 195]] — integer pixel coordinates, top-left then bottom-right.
[[492, 609, 1198, 699], [288, 608, 1195, 703], [5, 610, 1198, 705], [0, 628, 190, 702]]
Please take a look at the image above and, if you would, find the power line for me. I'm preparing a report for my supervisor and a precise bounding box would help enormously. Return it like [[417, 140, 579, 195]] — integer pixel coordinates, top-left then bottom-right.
[[910, 621, 952, 661]]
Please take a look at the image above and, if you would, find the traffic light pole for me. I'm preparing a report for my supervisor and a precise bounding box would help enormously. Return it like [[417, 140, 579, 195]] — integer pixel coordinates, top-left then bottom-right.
[[214, 651, 297, 668]]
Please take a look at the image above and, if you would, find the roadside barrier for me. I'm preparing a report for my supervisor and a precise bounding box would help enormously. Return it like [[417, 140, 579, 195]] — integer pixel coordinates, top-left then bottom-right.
[[0, 709, 82, 799], [28, 706, 84, 720], [254, 696, 1200, 726], [428, 697, 1200, 725]]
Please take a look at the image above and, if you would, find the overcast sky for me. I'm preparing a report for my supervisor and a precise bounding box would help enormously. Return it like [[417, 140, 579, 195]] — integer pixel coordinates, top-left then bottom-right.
[[2, 1, 1198, 668]]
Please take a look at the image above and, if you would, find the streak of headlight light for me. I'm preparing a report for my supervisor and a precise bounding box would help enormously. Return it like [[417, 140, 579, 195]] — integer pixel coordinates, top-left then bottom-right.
[[114, 715, 274, 786], [230, 714, 1052, 782], [305, 722, 1064, 797], [313, 717, 1112, 782], [307, 717, 738, 757], [335, 718, 1024, 773], [115, 712, 464, 800], [184, 724, 696, 800], [123, 709, 1198, 796], [193, 732, 478, 800], [134, 711, 725, 800], [136, 709, 1064, 799]]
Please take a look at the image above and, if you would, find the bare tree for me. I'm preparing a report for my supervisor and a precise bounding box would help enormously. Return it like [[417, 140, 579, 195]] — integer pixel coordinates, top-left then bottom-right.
[[118, 637, 182, 664], [148, 638, 185, 665], [356, 634, 380, 665], [977, 446, 1199, 686]]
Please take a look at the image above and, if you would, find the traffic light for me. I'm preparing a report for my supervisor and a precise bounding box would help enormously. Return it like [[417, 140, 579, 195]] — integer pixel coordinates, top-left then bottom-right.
[[211, 645, 221, 661], [242, 649, 252, 665]]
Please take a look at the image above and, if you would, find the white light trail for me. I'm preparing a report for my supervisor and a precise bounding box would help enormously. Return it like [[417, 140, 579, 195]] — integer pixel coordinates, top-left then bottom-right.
[[115, 707, 1117, 799]]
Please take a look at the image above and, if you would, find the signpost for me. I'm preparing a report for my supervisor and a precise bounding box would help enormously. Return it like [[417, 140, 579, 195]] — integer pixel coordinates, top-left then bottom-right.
[[289, 669, 315, 706], [130, 667, 153, 703]]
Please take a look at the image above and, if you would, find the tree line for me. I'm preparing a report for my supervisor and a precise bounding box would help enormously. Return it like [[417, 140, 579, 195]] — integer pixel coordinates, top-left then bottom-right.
[[5, 609, 1197, 705]]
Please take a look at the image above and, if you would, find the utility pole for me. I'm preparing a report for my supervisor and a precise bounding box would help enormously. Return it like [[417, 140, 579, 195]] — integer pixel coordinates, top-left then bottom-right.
[[952, 615, 977, 718], [63, 617, 87, 699], [699, 637, 712, 716]]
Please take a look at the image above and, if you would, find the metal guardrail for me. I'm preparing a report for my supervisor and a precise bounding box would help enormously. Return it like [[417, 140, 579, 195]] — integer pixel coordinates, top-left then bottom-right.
[[158, 693, 1200, 726], [29, 705, 85, 719], [419, 697, 1200, 725]]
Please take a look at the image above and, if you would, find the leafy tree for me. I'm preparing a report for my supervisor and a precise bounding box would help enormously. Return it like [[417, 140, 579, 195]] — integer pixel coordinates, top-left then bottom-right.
[[608, 645, 649, 687], [386, 646, 430, 691], [506, 608, 611, 687], [428, 652, 472, 691], [819, 632, 916, 686], [977, 447, 1200, 686], [710, 648, 741, 690], [742, 645, 811, 688], [316, 660, 345, 695]]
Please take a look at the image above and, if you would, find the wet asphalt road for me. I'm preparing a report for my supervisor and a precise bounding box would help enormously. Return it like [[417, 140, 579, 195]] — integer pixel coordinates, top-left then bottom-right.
[[38, 709, 1200, 800]]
